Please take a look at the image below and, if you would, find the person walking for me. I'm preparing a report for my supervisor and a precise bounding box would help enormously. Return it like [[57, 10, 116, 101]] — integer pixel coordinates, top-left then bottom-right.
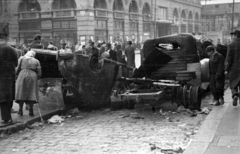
[[125, 41, 135, 67], [206, 45, 225, 106], [0, 43, 18, 124], [225, 30, 240, 106], [15, 50, 42, 116]]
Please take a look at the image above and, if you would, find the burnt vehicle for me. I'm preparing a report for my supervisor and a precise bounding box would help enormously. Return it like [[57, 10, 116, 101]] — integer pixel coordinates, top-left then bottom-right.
[[111, 34, 203, 110], [33, 49, 134, 111]]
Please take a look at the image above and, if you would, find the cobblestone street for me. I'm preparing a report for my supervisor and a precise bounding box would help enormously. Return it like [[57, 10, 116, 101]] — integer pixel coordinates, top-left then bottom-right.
[[0, 100, 212, 154]]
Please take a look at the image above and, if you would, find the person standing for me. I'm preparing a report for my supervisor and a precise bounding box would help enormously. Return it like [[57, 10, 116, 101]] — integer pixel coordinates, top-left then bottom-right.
[[59, 40, 72, 54], [206, 46, 225, 106], [0, 43, 18, 124], [225, 30, 240, 106], [102, 43, 117, 61], [125, 41, 135, 67], [15, 50, 42, 116], [29, 34, 44, 49], [115, 44, 126, 64], [47, 41, 58, 51]]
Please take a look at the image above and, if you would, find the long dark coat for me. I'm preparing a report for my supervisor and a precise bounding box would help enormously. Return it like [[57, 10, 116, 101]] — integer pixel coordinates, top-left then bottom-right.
[[125, 45, 135, 67], [0, 44, 18, 103], [226, 38, 240, 89]]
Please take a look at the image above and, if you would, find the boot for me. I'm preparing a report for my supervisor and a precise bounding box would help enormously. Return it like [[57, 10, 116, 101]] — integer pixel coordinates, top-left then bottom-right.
[[29, 104, 34, 117], [233, 95, 238, 106], [213, 100, 220, 106], [219, 97, 224, 105], [17, 101, 24, 116]]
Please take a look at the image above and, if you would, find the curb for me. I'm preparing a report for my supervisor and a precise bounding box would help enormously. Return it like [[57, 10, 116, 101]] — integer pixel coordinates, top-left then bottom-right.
[[183, 90, 232, 154], [0, 110, 61, 135]]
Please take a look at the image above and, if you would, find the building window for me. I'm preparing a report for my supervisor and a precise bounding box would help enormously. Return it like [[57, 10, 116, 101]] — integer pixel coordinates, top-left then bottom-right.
[[52, 0, 76, 10], [158, 7, 167, 20], [143, 23, 150, 31], [19, 22, 40, 31], [215, 5, 219, 8], [94, 19, 107, 42]]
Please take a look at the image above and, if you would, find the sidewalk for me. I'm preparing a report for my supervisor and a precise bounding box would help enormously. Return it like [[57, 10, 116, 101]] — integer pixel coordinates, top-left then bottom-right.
[[0, 102, 60, 134], [184, 88, 240, 154]]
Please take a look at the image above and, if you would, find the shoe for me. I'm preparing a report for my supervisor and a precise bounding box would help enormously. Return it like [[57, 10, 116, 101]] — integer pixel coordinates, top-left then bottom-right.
[[29, 111, 34, 117], [1, 119, 13, 124], [233, 96, 238, 106], [214, 100, 220, 106], [219, 97, 225, 105], [17, 109, 23, 116]]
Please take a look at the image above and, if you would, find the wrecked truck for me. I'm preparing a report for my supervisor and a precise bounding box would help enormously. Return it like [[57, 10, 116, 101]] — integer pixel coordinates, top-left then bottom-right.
[[33, 48, 134, 111], [111, 34, 203, 110]]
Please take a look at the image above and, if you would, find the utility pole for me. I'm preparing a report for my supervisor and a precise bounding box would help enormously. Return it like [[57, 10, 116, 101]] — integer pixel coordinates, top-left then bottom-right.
[[154, 0, 157, 38], [231, 0, 235, 32]]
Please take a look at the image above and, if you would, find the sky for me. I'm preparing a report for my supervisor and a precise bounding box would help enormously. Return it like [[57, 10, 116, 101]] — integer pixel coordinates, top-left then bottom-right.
[[201, 0, 240, 5]]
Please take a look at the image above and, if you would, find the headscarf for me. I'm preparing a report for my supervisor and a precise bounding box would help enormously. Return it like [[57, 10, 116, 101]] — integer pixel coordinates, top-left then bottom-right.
[[25, 50, 36, 59]]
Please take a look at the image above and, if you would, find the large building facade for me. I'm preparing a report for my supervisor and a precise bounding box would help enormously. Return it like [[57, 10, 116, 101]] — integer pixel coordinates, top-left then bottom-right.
[[7, 0, 201, 48], [201, 1, 240, 44]]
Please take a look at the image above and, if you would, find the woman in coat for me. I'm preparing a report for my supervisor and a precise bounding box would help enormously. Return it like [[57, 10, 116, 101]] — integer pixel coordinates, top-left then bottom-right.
[[0, 44, 18, 124], [15, 50, 42, 116]]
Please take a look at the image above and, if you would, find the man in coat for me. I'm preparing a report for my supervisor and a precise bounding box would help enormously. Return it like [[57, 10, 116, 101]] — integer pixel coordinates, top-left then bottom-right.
[[30, 34, 44, 49], [102, 43, 117, 61], [125, 41, 135, 67], [206, 45, 225, 106], [0, 40, 18, 124], [225, 30, 240, 106]]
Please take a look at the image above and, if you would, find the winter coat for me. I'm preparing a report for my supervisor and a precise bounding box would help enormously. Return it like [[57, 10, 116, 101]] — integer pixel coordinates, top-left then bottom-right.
[[0, 44, 18, 103], [225, 38, 240, 89]]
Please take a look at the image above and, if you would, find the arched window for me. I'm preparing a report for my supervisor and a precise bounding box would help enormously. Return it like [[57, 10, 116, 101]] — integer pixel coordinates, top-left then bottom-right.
[[195, 13, 200, 33], [94, 0, 108, 43], [113, 0, 124, 11], [52, 0, 76, 10], [129, 0, 138, 13], [181, 10, 186, 33], [113, 0, 124, 44], [142, 3, 151, 41], [94, 0, 107, 9], [18, 0, 41, 12], [188, 11, 193, 33], [129, 0, 139, 44], [173, 8, 179, 34]]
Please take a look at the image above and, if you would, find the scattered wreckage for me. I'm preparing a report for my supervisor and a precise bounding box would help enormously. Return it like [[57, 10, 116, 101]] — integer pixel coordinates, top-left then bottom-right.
[[33, 33, 223, 112]]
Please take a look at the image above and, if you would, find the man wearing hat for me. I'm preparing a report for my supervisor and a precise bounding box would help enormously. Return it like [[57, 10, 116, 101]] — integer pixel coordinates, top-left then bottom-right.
[[206, 45, 225, 106], [30, 34, 44, 49], [125, 41, 135, 67], [102, 43, 117, 61], [59, 40, 72, 54], [225, 30, 240, 106]]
